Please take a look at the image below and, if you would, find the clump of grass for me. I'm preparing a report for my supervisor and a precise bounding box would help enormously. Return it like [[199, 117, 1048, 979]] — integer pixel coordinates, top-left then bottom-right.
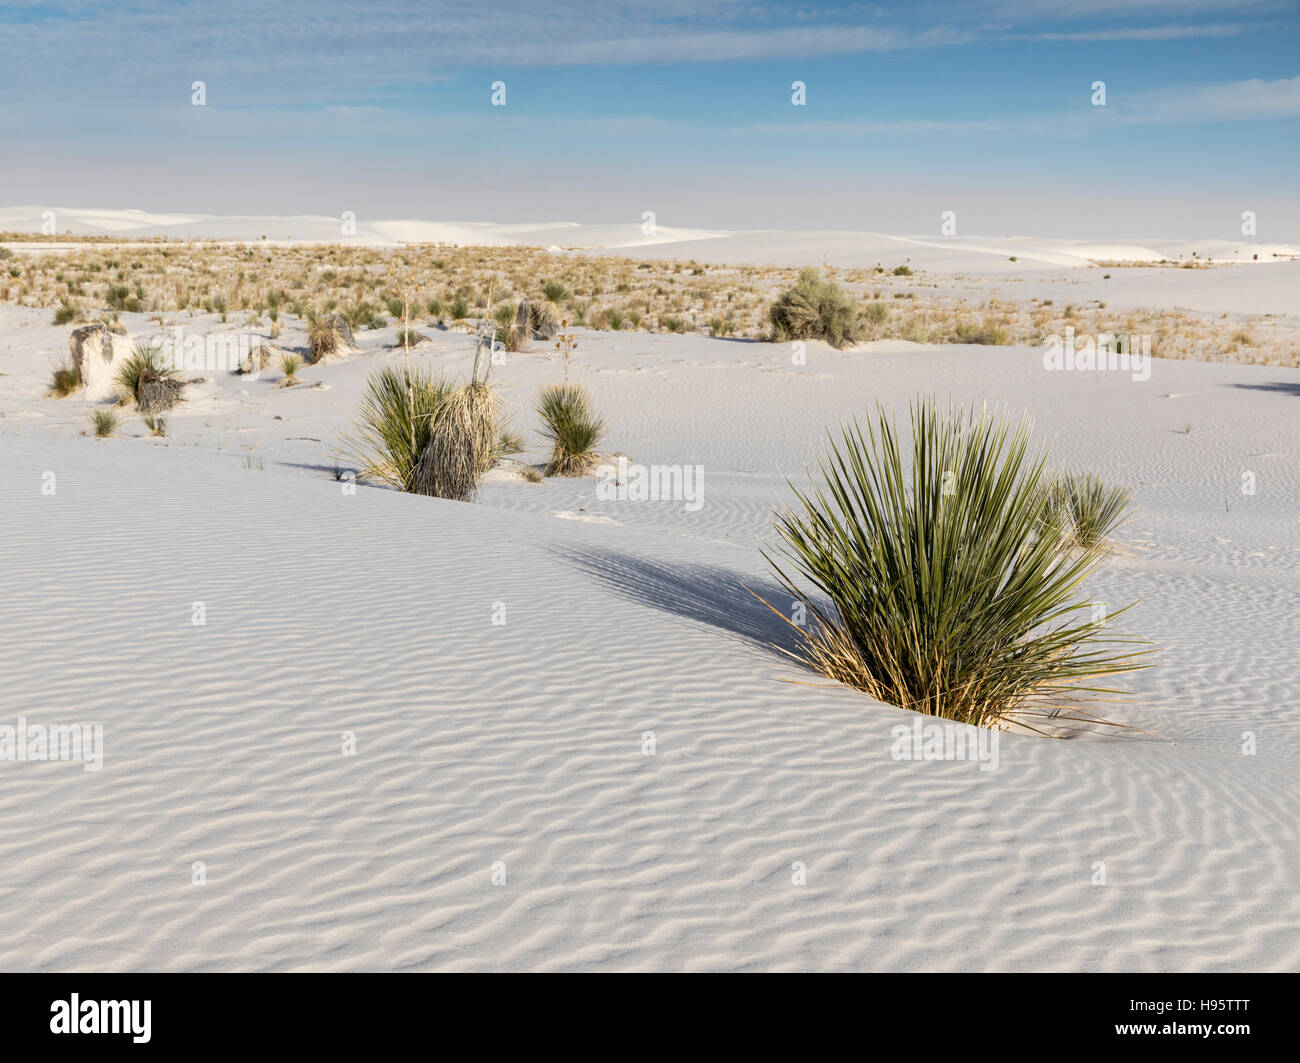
[[537, 382, 605, 476], [862, 300, 889, 335], [769, 268, 860, 349], [521, 466, 545, 483], [412, 381, 501, 501], [305, 310, 352, 362], [53, 301, 81, 326], [492, 302, 529, 352], [762, 398, 1150, 730], [143, 414, 167, 437], [949, 322, 1011, 346], [48, 362, 82, 397], [393, 325, 425, 349], [339, 365, 452, 490], [276, 352, 301, 387], [541, 280, 569, 303], [89, 408, 119, 437], [1042, 471, 1134, 550], [496, 428, 526, 457]]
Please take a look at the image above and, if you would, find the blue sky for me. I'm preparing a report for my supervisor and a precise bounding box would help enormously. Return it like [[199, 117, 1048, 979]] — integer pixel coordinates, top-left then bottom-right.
[[1, 0, 1297, 236]]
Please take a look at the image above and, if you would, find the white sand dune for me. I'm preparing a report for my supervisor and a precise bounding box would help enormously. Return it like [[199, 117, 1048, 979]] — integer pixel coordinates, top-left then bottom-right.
[[5, 206, 1295, 270], [1, 300, 1298, 970]]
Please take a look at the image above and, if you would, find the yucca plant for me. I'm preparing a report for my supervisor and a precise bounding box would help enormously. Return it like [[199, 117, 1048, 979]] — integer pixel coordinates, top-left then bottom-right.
[[412, 380, 500, 501], [537, 383, 605, 476], [763, 399, 1151, 731], [338, 365, 452, 490], [89, 408, 119, 438], [305, 310, 352, 362], [769, 268, 860, 349], [276, 352, 301, 388], [114, 342, 174, 402], [1043, 471, 1134, 550]]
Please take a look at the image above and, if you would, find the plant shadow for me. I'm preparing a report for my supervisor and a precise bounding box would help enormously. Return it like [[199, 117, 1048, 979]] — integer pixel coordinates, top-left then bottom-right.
[[1228, 381, 1300, 396], [552, 545, 806, 656]]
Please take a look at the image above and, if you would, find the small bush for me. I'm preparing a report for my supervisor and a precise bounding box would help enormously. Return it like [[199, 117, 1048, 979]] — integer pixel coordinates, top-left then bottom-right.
[[90, 408, 119, 437], [537, 383, 605, 476], [48, 362, 82, 397], [768, 268, 860, 349], [53, 301, 81, 326]]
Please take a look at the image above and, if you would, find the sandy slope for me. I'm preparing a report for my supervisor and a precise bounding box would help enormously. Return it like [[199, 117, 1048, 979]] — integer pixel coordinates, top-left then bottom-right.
[[1, 304, 1298, 971]]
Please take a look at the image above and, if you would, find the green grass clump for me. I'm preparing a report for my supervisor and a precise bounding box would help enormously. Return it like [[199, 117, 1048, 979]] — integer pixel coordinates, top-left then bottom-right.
[[537, 383, 605, 476], [90, 408, 119, 437], [1043, 471, 1134, 550], [769, 268, 860, 349], [339, 365, 452, 490], [763, 398, 1150, 730], [48, 362, 82, 397]]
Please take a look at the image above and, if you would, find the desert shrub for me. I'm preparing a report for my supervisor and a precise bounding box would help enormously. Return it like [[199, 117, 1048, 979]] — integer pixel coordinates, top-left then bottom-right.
[[862, 301, 889, 334], [892, 264, 912, 276], [114, 342, 174, 402], [53, 301, 81, 326], [305, 310, 353, 361], [541, 280, 569, 303], [393, 326, 426, 348], [48, 362, 82, 397], [339, 365, 453, 490], [764, 399, 1149, 729], [768, 268, 860, 349], [90, 408, 119, 437], [1042, 471, 1133, 549], [949, 322, 1011, 346], [661, 314, 687, 333], [537, 383, 605, 476]]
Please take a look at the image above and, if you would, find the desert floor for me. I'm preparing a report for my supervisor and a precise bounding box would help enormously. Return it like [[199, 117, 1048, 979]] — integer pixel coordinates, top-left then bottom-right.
[[1, 248, 1298, 969]]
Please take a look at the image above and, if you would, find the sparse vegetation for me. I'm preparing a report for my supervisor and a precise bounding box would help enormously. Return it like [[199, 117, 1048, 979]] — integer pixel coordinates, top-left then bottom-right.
[[90, 408, 119, 437], [537, 382, 605, 476]]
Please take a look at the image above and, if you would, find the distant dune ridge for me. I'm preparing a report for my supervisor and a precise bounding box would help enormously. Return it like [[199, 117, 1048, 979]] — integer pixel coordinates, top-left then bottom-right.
[[2, 205, 1297, 275]]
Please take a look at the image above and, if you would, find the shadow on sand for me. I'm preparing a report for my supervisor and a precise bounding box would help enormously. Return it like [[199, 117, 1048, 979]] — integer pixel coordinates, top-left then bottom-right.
[[1228, 380, 1300, 396], [551, 544, 807, 657]]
